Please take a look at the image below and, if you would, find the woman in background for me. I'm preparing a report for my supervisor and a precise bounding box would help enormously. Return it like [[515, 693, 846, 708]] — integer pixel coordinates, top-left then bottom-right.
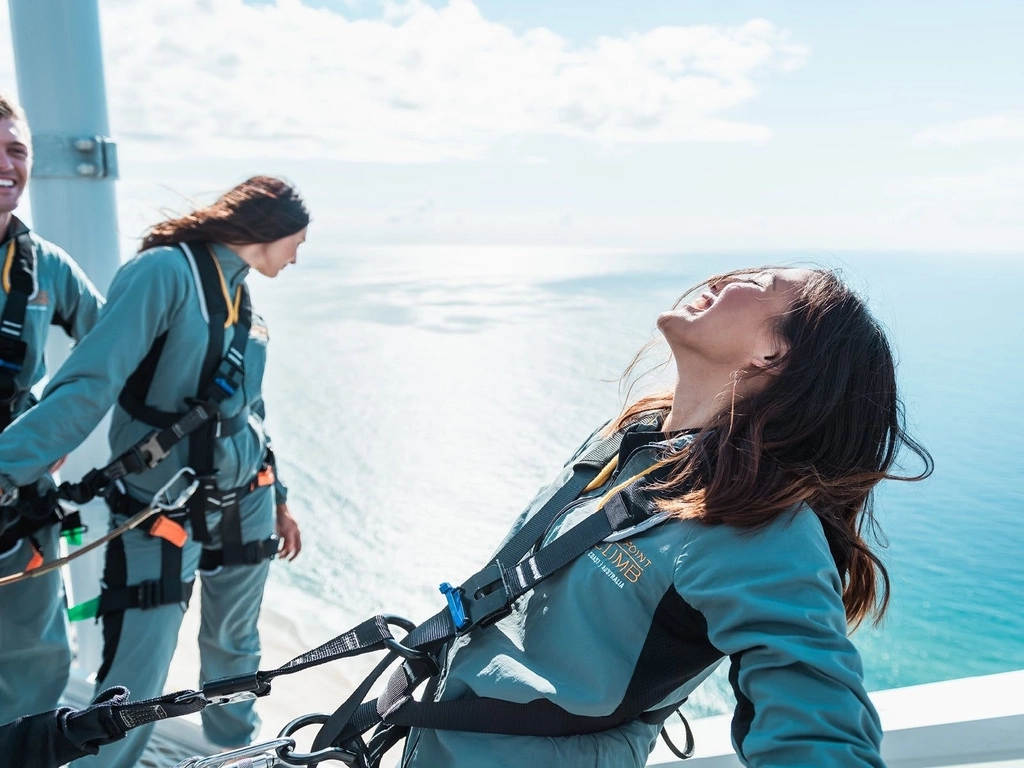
[[0, 175, 308, 768]]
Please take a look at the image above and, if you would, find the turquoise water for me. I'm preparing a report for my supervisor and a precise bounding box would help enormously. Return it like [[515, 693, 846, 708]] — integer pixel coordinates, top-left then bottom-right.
[[249, 248, 1024, 715]]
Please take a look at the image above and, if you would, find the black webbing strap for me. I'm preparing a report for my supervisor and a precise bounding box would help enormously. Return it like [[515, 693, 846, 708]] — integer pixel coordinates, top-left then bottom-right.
[[61, 243, 251, 517], [306, 431, 636, 753], [79, 425, 675, 762], [96, 535, 193, 615], [212, 486, 245, 564], [186, 242, 252, 544], [199, 535, 279, 571], [96, 494, 192, 616], [0, 222, 35, 430]]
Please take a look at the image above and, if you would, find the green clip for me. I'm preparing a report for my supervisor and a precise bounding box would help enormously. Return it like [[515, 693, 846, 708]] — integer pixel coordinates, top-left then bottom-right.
[[61, 527, 85, 546], [67, 597, 100, 622]]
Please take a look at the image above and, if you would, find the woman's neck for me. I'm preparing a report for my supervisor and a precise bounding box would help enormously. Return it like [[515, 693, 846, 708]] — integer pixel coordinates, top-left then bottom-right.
[[661, 358, 738, 432]]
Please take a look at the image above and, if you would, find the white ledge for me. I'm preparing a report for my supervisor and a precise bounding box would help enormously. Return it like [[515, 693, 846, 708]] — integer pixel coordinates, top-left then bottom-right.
[[647, 670, 1024, 767]]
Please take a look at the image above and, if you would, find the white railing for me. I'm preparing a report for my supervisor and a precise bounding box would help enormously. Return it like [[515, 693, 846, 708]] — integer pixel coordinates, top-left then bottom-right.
[[647, 670, 1024, 768]]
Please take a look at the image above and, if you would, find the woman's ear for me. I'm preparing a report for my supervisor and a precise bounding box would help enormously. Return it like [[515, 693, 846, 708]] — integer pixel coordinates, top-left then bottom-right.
[[750, 336, 789, 369]]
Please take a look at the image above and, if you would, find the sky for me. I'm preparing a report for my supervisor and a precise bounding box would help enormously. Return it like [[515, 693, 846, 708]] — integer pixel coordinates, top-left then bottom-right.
[[1, 0, 1023, 254]]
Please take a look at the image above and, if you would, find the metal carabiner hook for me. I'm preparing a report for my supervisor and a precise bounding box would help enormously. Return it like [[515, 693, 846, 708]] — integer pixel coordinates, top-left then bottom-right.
[[152, 466, 200, 512], [277, 713, 359, 765], [173, 738, 295, 768]]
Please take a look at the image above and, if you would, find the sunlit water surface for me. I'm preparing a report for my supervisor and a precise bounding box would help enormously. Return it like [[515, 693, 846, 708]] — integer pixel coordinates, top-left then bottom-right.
[[247, 247, 1024, 716]]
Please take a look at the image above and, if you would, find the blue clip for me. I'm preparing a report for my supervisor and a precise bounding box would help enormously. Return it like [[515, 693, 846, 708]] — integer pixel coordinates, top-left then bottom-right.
[[214, 376, 235, 395], [439, 582, 468, 630]]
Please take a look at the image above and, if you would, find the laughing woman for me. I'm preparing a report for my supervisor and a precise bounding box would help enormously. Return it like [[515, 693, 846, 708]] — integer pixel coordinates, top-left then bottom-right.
[[401, 267, 932, 767]]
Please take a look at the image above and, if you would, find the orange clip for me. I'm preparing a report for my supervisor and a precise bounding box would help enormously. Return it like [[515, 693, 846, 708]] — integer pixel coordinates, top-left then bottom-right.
[[256, 464, 276, 488], [149, 515, 188, 548], [26, 543, 44, 572]]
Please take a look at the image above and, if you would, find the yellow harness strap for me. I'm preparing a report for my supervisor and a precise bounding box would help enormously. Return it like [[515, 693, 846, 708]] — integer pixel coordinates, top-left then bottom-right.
[[581, 453, 667, 512]]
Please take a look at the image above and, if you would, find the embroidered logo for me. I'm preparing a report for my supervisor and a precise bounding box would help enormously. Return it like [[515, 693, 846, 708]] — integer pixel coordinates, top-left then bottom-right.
[[587, 539, 653, 588], [249, 320, 269, 341], [27, 290, 49, 307]]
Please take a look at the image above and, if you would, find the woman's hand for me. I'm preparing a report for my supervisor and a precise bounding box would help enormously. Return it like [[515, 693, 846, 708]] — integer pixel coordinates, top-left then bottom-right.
[[275, 503, 302, 561]]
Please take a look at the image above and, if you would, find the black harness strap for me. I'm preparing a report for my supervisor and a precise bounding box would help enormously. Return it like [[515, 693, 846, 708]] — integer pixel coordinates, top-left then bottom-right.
[[94, 492, 195, 618], [0, 221, 36, 431], [199, 536, 279, 571], [186, 241, 232, 543], [63, 244, 252, 509], [70, 425, 694, 764], [304, 430, 641, 754]]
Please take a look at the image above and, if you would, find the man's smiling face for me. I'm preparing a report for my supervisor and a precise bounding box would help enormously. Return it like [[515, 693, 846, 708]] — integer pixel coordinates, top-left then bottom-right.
[[0, 117, 31, 218]]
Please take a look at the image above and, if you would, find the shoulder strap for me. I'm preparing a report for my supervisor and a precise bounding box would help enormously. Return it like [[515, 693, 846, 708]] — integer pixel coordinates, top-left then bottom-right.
[[65, 244, 251, 507], [0, 229, 37, 428], [118, 242, 246, 423]]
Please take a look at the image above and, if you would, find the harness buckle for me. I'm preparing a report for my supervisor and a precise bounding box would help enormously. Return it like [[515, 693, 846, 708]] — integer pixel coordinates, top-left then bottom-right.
[[135, 431, 170, 469], [202, 672, 272, 706], [133, 579, 163, 610], [457, 563, 513, 632]]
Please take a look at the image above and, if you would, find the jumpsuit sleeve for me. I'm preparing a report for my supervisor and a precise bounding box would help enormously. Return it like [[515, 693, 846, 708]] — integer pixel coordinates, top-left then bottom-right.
[[46, 244, 105, 341], [250, 395, 288, 504], [0, 250, 189, 487], [676, 510, 885, 768]]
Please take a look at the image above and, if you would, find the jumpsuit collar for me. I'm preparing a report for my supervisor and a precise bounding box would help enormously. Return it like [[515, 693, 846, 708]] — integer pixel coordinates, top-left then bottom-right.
[[1, 215, 29, 246], [616, 419, 699, 469], [210, 242, 251, 288]]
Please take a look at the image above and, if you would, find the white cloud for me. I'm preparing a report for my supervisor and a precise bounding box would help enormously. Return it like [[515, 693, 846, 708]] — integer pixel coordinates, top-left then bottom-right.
[[912, 111, 1024, 147], [2, 0, 808, 162]]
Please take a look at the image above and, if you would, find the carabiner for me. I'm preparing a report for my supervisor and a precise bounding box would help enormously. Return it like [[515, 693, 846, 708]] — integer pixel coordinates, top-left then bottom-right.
[[277, 713, 358, 765], [152, 467, 200, 512]]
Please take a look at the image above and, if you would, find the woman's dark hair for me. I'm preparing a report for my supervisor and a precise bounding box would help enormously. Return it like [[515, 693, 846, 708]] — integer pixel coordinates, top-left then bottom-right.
[[139, 175, 310, 252], [610, 267, 933, 629]]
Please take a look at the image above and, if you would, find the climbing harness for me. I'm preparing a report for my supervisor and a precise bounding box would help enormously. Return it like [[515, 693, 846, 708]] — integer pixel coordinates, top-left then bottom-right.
[[59, 242, 253, 512], [0, 219, 38, 432], [0, 218, 90, 556], [38, 242, 277, 621], [89, 424, 698, 766]]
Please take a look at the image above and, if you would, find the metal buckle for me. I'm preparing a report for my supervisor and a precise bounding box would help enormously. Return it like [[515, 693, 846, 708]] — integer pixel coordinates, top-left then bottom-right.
[[458, 563, 512, 630], [202, 672, 272, 706], [136, 431, 171, 469]]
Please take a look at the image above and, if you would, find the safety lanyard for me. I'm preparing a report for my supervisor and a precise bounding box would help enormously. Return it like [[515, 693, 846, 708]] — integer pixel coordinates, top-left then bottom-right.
[[210, 255, 243, 328]]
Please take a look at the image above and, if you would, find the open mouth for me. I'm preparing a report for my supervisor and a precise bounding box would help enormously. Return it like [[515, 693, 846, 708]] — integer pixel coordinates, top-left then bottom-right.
[[0, 179, 16, 188], [687, 292, 714, 312]]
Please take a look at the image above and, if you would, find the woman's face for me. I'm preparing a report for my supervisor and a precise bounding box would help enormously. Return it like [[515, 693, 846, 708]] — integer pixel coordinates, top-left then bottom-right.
[[255, 227, 307, 278], [657, 267, 812, 373]]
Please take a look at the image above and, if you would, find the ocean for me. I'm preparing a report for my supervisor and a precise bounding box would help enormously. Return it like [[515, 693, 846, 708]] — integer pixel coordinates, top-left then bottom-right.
[[246, 246, 1024, 717]]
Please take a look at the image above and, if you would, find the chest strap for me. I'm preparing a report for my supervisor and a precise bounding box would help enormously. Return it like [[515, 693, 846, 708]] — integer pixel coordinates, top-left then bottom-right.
[[0, 221, 36, 429], [59, 243, 252, 522]]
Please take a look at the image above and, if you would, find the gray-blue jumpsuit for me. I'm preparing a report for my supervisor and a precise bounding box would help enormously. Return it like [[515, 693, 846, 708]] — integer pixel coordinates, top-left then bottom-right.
[[0, 216, 104, 724], [0, 242, 287, 767], [403, 422, 885, 767]]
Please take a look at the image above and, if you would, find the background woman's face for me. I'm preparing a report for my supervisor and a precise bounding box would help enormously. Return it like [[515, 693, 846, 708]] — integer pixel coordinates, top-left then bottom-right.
[[257, 227, 307, 277], [657, 267, 811, 373]]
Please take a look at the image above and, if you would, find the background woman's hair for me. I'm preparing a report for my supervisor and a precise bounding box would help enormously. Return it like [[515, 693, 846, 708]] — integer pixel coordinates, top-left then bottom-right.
[[610, 267, 933, 629], [139, 175, 310, 252]]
